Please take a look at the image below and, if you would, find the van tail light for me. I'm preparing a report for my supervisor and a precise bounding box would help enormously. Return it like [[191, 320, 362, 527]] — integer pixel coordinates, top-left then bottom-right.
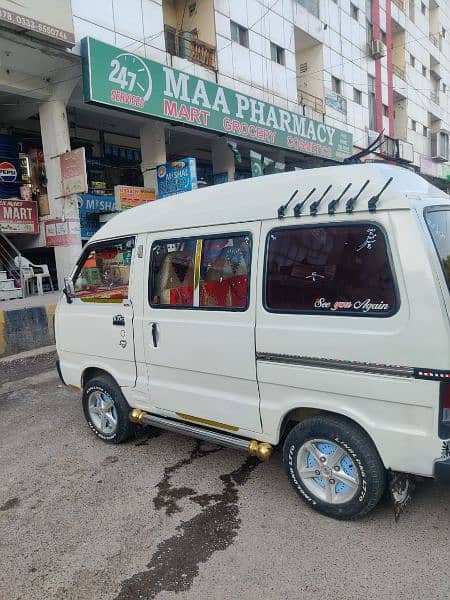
[[439, 382, 450, 438]]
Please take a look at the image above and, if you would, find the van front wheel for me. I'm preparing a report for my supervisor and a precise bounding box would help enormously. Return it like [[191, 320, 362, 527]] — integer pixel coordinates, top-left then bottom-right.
[[82, 376, 135, 444], [283, 415, 386, 520]]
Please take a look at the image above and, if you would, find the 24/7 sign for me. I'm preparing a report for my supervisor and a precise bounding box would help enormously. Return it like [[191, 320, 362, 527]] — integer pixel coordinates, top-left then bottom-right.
[[81, 37, 353, 162]]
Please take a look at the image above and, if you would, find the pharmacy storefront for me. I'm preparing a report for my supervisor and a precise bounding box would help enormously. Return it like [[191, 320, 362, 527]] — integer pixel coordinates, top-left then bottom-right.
[[81, 37, 353, 193]]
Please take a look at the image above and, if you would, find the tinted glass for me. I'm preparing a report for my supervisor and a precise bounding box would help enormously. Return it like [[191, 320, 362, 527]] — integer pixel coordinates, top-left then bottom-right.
[[199, 235, 251, 309], [425, 209, 450, 294], [73, 239, 133, 303], [266, 224, 397, 316], [150, 239, 196, 306]]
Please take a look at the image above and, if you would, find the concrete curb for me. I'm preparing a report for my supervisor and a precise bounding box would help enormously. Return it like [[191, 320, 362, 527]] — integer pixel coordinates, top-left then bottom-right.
[[0, 304, 57, 357]]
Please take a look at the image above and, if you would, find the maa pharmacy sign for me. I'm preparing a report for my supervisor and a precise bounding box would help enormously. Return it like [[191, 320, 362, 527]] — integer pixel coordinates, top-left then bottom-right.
[[81, 37, 352, 162]]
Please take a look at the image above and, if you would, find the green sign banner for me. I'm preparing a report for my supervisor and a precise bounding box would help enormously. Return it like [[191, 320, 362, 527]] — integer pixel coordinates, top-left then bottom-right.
[[81, 37, 353, 162]]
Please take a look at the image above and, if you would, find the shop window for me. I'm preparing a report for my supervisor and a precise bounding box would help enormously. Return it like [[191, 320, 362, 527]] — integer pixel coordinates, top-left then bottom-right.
[[265, 224, 397, 316], [150, 239, 196, 307], [73, 238, 134, 303], [199, 235, 251, 309], [150, 234, 252, 310]]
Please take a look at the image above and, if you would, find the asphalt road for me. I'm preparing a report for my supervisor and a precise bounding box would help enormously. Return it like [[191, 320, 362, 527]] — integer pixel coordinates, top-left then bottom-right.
[[1, 356, 450, 600]]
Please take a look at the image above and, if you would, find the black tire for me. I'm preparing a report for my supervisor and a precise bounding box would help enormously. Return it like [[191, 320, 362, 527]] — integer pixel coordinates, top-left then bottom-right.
[[82, 376, 136, 444], [283, 415, 386, 520]]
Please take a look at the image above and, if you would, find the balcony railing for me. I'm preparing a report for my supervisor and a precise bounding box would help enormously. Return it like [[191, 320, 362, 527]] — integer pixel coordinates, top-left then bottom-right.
[[431, 90, 440, 105], [392, 0, 404, 10], [392, 64, 406, 80], [429, 33, 441, 50], [298, 89, 324, 113], [164, 27, 217, 71]]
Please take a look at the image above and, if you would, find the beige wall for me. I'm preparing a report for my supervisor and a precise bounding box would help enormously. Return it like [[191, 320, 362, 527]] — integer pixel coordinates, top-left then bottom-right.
[[393, 31, 405, 70], [297, 45, 324, 101], [163, 0, 216, 45]]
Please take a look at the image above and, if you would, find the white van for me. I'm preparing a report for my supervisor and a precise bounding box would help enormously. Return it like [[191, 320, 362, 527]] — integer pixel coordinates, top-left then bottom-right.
[[56, 162, 450, 520]]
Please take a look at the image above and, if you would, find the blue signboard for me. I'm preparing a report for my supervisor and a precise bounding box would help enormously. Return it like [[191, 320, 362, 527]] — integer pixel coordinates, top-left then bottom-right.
[[78, 193, 116, 239], [156, 157, 197, 199]]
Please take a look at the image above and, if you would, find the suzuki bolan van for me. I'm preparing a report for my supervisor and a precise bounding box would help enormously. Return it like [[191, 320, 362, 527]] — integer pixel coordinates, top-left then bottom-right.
[[56, 163, 450, 520]]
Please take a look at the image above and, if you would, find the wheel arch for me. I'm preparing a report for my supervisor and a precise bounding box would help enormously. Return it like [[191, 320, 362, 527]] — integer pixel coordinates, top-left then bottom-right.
[[81, 366, 119, 389], [279, 407, 386, 468]]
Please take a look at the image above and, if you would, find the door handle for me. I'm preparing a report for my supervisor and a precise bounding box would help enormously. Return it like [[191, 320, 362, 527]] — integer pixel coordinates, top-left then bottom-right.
[[113, 314, 125, 327], [151, 322, 158, 347]]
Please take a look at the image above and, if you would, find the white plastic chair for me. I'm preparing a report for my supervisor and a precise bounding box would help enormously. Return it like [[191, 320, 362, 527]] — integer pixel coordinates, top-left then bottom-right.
[[14, 256, 54, 296]]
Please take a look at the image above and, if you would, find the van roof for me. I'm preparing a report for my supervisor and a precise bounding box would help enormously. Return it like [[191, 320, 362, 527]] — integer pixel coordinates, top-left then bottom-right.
[[91, 163, 449, 241]]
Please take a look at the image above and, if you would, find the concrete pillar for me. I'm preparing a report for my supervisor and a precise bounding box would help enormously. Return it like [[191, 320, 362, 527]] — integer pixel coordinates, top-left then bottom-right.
[[39, 100, 82, 290], [140, 121, 166, 195], [211, 137, 235, 182]]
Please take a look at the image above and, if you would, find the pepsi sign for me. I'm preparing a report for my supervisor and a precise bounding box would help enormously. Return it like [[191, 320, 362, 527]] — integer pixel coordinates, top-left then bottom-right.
[[0, 162, 17, 183]]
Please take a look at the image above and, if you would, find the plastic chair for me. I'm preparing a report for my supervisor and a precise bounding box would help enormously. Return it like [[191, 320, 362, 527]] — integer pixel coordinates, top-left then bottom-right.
[[14, 256, 54, 296]]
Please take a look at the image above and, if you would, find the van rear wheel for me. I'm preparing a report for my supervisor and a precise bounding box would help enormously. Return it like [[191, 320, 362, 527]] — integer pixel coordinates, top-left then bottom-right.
[[82, 376, 135, 444], [283, 415, 386, 520]]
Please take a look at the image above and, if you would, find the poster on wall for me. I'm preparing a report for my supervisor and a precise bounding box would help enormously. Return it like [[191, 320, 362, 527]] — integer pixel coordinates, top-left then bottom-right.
[[60, 148, 88, 196], [0, 199, 39, 234], [114, 185, 156, 210], [157, 158, 198, 199], [45, 219, 80, 247]]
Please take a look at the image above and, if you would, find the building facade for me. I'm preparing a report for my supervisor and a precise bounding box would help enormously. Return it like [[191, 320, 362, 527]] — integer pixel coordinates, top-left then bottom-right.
[[0, 0, 449, 290]]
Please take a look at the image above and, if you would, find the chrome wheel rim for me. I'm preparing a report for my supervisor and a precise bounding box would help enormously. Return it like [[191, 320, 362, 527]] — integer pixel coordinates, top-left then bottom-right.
[[297, 438, 360, 505], [88, 390, 118, 436]]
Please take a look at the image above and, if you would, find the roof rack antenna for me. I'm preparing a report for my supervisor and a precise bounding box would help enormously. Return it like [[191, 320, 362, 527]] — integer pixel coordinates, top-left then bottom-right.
[[368, 177, 393, 212], [328, 183, 352, 215], [345, 179, 370, 214], [293, 188, 316, 217], [278, 189, 299, 219], [343, 130, 384, 164], [310, 185, 332, 216]]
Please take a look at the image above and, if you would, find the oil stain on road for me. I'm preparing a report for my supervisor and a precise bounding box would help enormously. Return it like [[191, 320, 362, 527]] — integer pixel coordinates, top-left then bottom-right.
[[115, 440, 260, 599]]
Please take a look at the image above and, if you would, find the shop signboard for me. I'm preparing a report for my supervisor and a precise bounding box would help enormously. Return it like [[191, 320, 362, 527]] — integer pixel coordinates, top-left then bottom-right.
[[157, 158, 198, 199], [77, 193, 116, 240], [82, 37, 353, 162], [45, 219, 81, 247], [114, 185, 156, 210], [60, 148, 88, 196], [0, 199, 39, 234], [0, 0, 75, 46]]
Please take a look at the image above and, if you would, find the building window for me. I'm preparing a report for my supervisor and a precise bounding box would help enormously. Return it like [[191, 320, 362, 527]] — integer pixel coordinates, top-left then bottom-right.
[[230, 21, 249, 48], [73, 238, 134, 303], [422, 65, 427, 77], [442, 28, 447, 39], [353, 88, 362, 104], [350, 3, 359, 20], [381, 30, 386, 44], [421, 2, 426, 15], [443, 83, 447, 94], [265, 224, 397, 316], [332, 76, 342, 95], [296, 0, 320, 18], [410, 54, 416, 67], [270, 42, 285, 66], [150, 234, 252, 310], [368, 74, 376, 130], [409, 0, 415, 22], [383, 104, 389, 117], [423, 125, 428, 137], [411, 119, 417, 131]]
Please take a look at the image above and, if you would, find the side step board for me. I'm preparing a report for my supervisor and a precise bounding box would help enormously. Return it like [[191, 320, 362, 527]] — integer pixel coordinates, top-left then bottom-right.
[[129, 409, 273, 461]]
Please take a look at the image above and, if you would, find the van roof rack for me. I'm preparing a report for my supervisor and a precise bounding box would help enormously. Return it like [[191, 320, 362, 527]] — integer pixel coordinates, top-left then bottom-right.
[[328, 183, 352, 215], [310, 185, 332, 216], [346, 180, 370, 213], [368, 177, 393, 212], [294, 188, 316, 217]]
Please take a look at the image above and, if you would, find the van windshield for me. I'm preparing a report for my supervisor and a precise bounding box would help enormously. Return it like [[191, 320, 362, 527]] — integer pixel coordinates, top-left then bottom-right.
[[425, 208, 450, 293]]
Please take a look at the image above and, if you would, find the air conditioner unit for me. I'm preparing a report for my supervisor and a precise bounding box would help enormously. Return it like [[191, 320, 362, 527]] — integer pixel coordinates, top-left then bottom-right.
[[431, 130, 449, 161], [371, 39, 386, 59]]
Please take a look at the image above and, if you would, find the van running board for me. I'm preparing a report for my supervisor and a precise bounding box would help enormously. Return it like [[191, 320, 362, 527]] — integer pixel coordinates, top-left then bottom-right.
[[129, 409, 273, 461]]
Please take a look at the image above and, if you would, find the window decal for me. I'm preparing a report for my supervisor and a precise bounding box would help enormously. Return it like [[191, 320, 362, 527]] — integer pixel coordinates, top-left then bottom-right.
[[356, 227, 377, 252]]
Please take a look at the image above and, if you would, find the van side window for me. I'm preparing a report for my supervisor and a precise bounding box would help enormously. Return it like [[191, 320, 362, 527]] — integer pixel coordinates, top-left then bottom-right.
[[150, 239, 196, 306], [150, 233, 252, 310], [200, 235, 251, 309], [265, 224, 397, 316], [73, 238, 134, 303]]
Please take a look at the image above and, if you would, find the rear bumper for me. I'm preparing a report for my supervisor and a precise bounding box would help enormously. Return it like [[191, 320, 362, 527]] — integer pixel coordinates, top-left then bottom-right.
[[434, 457, 450, 481], [55, 359, 66, 386]]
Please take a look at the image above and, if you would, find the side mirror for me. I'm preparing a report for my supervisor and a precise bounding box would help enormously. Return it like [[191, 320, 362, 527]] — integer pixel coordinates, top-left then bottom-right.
[[63, 277, 74, 304]]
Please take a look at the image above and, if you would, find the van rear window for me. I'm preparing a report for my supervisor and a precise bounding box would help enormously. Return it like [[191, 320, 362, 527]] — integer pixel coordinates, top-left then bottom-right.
[[425, 209, 450, 293], [265, 223, 397, 316]]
